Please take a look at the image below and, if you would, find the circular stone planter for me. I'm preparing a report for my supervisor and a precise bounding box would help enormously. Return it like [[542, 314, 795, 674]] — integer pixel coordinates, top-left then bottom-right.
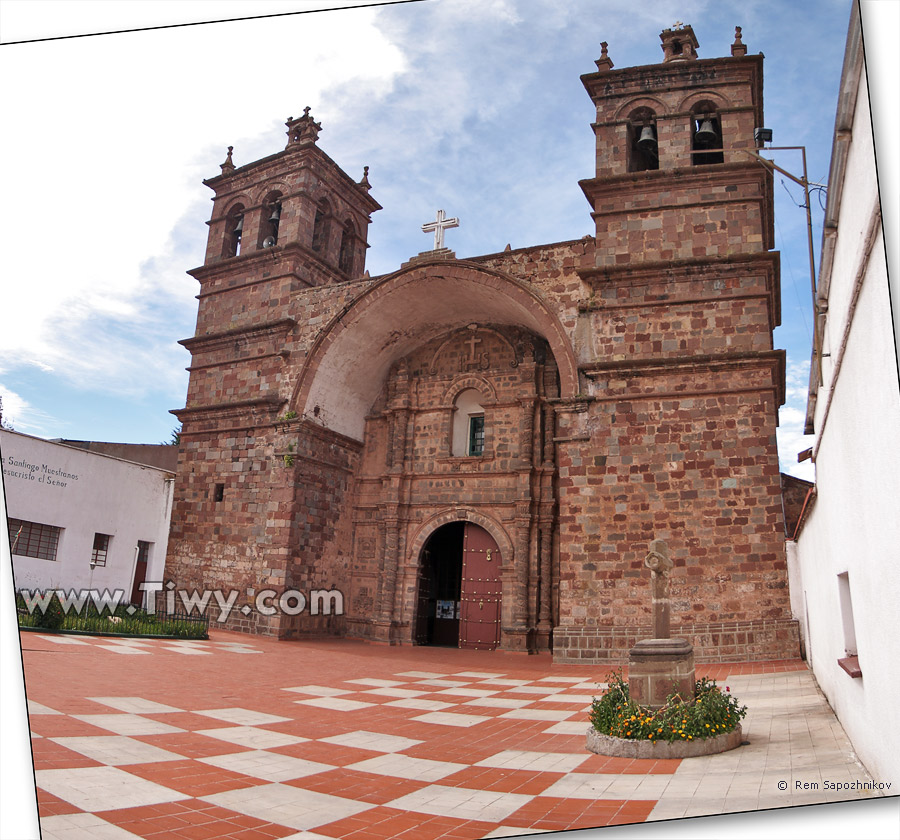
[[586, 724, 743, 759]]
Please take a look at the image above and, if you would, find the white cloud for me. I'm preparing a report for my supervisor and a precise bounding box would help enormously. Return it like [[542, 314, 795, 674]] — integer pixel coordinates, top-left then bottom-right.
[[0, 1, 405, 393]]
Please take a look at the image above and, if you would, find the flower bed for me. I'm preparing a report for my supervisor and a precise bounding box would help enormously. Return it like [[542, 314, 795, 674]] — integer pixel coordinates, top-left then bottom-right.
[[587, 670, 746, 758]]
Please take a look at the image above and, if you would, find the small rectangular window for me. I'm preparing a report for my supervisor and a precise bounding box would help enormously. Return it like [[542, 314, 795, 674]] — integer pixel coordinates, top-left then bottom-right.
[[468, 414, 485, 457], [8, 519, 61, 561], [91, 533, 111, 567], [136, 540, 151, 565], [213, 483, 225, 503]]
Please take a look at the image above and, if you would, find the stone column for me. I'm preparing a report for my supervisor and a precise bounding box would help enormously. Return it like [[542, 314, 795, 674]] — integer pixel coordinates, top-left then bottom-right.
[[628, 538, 695, 708]]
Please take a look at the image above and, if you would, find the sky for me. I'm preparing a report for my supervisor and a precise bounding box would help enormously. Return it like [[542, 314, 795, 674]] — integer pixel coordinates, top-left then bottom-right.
[[0, 0, 897, 484]]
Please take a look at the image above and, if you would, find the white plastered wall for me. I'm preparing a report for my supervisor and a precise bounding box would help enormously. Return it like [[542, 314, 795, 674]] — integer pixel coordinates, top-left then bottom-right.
[[1, 430, 174, 607], [794, 53, 900, 782]]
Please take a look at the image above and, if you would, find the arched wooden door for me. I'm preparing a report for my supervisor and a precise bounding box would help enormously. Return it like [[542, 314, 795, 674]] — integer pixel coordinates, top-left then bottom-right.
[[458, 523, 502, 650]]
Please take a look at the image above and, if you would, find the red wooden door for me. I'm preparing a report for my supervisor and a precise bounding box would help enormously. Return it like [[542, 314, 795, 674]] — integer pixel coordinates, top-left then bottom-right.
[[459, 524, 501, 650]]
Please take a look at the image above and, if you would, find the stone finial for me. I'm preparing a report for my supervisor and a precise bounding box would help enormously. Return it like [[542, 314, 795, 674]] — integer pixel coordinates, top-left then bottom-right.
[[731, 25, 747, 57], [220, 146, 235, 174], [659, 23, 699, 62], [285, 106, 322, 148], [359, 165, 371, 191], [594, 41, 614, 71]]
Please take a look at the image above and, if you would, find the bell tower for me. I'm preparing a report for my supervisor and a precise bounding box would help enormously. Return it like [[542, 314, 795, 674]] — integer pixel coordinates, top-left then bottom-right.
[[580, 24, 772, 267], [550, 25, 796, 663]]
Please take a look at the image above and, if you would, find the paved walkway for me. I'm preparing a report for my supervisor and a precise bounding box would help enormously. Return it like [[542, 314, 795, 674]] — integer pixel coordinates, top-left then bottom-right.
[[21, 630, 882, 839]]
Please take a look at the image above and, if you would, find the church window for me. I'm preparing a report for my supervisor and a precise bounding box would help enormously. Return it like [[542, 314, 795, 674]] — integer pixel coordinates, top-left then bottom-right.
[[339, 220, 356, 275], [224, 206, 244, 257], [8, 518, 60, 561], [452, 388, 485, 456], [91, 533, 111, 567], [627, 108, 658, 172], [691, 103, 724, 165], [468, 415, 485, 456], [836, 572, 858, 657]]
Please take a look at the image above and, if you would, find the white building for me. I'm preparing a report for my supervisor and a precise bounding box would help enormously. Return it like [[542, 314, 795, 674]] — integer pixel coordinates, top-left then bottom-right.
[[786, 3, 900, 783], [1, 429, 174, 608]]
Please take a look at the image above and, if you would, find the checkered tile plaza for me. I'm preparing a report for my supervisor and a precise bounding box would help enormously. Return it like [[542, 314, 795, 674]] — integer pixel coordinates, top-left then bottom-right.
[[23, 631, 883, 839]]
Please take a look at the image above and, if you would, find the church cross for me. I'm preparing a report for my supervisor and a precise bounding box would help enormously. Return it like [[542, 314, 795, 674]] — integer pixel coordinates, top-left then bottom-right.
[[421, 209, 459, 251], [465, 332, 481, 362]]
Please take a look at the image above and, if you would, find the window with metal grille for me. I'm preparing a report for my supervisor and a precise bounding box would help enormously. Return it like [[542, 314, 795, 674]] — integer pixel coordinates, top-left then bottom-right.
[[8, 519, 61, 561], [468, 414, 485, 456], [91, 533, 111, 567]]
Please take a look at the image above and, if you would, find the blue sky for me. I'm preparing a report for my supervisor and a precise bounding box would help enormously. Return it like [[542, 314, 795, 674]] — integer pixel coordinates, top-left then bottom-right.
[[0, 0, 896, 483]]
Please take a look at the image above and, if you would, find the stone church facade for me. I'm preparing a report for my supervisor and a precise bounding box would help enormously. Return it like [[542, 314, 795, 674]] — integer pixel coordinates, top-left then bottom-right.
[[167, 24, 800, 663]]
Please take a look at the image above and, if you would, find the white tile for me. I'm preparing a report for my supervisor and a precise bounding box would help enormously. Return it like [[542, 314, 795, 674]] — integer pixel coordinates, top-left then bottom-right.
[[385, 784, 531, 822], [542, 721, 590, 735], [201, 783, 374, 830], [483, 827, 546, 837], [383, 698, 456, 712], [194, 708, 291, 726], [38, 636, 90, 645], [51, 735, 185, 766], [294, 697, 375, 712], [72, 714, 184, 736], [40, 811, 148, 840], [282, 685, 353, 697], [357, 687, 427, 699], [394, 671, 447, 678], [35, 766, 189, 812], [101, 638, 150, 647], [28, 700, 62, 715], [476, 678, 532, 687], [541, 772, 670, 800], [535, 676, 584, 683], [411, 711, 490, 727], [344, 678, 408, 687], [452, 671, 504, 678], [502, 685, 566, 695], [475, 750, 590, 773], [200, 749, 333, 782], [533, 693, 596, 704], [95, 645, 150, 655], [413, 679, 471, 688], [435, 687, 500, 698], [462, 697, 534, 709], [347, 753, 466, 782], [319, 731, 423, 753], [88, 697, 182, 714], [195, 726, 307, 749], [499, 708, 576, 721], [160, 646, 212, 655]]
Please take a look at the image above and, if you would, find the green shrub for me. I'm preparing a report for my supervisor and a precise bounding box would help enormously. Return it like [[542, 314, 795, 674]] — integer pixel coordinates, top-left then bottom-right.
[[34, 592, 65, 630], [590, 670, 747, 743]]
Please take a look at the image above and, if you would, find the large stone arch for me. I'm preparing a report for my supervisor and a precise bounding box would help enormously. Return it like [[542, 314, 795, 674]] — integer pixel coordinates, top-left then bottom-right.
[[290, 259, 579, 440]]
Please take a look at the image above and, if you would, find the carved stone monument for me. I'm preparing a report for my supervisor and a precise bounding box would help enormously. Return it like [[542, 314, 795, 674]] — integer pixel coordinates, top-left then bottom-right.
[[627, 539, 695, 708]]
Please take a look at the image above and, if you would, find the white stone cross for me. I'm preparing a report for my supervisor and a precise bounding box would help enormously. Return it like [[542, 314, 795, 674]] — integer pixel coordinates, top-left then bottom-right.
[[421, 209, 459, 251]]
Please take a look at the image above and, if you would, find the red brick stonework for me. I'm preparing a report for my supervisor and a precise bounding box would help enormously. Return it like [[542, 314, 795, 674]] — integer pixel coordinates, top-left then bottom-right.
[[165, 25, 800, 661]]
